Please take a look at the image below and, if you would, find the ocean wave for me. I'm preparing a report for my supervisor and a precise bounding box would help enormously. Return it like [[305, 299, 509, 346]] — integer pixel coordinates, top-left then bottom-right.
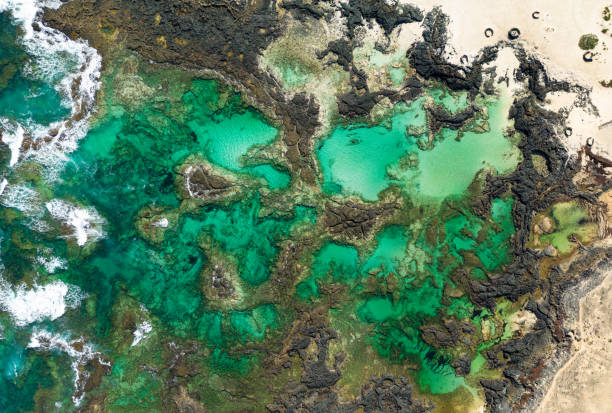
[[0, 183, 43, 215], [0, 0, 101, 179], [0, 277, 84, 327], [35, 250, 67, 273], [45, 198, 106, 246], [28, 329, 110, 405], [131, 320, 153, 347]]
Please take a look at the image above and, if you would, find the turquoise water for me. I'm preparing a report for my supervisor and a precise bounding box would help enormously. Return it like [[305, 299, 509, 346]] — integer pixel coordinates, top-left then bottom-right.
[[389, 67, 406, 85], [319, 91, 520, 201], [404, 96, 520, 199], [296, 242, 360, 300], [318, 98, 427, 200], [431, 89, 469, 113], [248, 164, 291, 189], [362, 226, 412, 278], [187, 110, 278, 171]]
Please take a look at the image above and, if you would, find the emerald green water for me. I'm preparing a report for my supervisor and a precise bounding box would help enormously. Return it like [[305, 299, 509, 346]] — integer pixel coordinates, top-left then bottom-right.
[[187, 109, 278, 171], [0, 17, 529, 410], [248, 164, 291, 189], [296, 242, 360, 301]]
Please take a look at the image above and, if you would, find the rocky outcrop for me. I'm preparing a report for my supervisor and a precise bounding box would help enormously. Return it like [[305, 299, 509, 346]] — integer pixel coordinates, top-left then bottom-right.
[[176, 163, 235, 201], [324, 199, 398, 240], [340, 0, 423, 36], [277, 93, 321, 185], [426, 103, 480, 136], [452, 353, 472, 377], [408, 9, 498, 94]]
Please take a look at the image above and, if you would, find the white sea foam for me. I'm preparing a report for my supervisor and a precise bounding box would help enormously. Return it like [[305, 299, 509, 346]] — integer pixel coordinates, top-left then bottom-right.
[[28, 329, 110, 405], [0, 183, 43, 215], [0, 178, 8, 196], [0, 277, 83, 326], [0, 0, 101, 178], [153, 217, 169, 228], [0, 119, 25, 167], [35, 253, 67, 273], [131, 320, 153, 347], [45, 199, 105, 246]]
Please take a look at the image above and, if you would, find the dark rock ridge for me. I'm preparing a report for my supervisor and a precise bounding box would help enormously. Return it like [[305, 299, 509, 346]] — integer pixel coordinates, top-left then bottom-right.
[[324, 199, 398, 240], [426, 103, 480, 136], [465, 44, 608, 410], [268, 309, 432, 412], [407, 8, 498, 94], [340, 0, 423, 36], [179, 164, 234, 200]]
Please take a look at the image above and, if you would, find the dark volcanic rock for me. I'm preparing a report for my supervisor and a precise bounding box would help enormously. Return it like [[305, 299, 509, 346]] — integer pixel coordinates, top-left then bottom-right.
[[302, 328, 343, 389], [278, 92, 321, 185], [337, 89, 395, 118], [426, 103, 479, 135], [43, 0, 279, 79], [318, 2, 425, 120], [420, 324, 455, 348], [280, 0, 326, 21], [515, 50, 572, 101], [324, 200, 398, 239], [354, 375, 433, 412], [420, 319, 476, 349], [480, 379, 511, 412], [408, 8, 498, 94], [180, 164, 233, 200], [318, 38, 354, 71], [452, 353, 472, 376], [340, 0, 423, 36]]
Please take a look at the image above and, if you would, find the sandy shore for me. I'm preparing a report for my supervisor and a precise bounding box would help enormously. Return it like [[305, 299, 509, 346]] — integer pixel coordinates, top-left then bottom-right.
[[537, 265, 612, 412], [404, 0, 612, 159]]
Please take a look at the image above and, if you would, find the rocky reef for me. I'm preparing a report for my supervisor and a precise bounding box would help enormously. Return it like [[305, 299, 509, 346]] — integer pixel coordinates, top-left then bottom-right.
[[0, 1, 602, 412]]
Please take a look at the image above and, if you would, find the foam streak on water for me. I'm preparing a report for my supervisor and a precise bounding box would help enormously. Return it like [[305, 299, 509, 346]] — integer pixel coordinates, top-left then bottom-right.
[[0, 0, 102, 177], [131, 321, 153, 347], [28, 329, 110, 405]]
